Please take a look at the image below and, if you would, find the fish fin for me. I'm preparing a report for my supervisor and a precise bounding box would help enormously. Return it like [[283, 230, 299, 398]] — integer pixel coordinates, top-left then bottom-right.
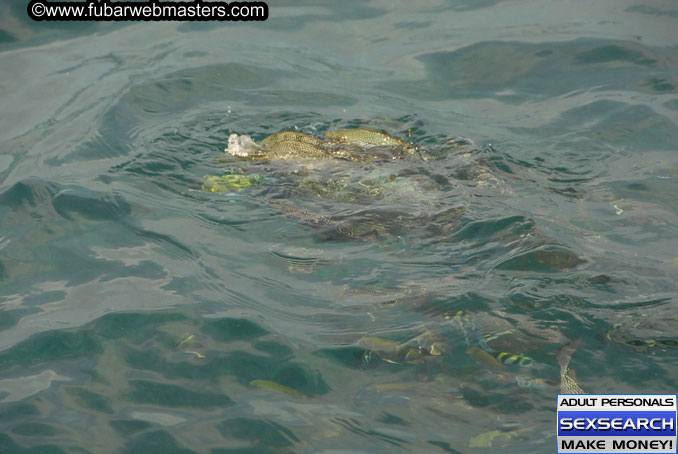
[[568, 368, 578, 381], [556, 338, 583, 368], [382, 358, 405, 365]]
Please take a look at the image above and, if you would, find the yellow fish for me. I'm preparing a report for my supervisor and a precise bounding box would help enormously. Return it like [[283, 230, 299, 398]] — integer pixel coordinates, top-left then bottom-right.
[[495, 351, 534, 367], [250, 379, 306, 398], [467, 346, 504, 373]]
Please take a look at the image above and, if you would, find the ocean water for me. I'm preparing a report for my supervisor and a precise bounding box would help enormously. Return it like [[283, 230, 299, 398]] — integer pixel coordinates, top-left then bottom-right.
[[1, 0, 677, 452]]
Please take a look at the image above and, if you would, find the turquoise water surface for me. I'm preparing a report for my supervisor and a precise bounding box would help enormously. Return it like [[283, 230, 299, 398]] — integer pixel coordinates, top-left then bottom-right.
[[1, 0, 677, 453]]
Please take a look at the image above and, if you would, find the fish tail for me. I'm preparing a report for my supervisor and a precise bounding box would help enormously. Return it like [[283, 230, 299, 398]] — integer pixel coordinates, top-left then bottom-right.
[[556, 338, 583, 368]]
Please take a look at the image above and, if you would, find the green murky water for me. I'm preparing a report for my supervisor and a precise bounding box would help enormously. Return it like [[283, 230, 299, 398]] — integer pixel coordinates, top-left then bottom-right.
[[1, 1, 677, 453]]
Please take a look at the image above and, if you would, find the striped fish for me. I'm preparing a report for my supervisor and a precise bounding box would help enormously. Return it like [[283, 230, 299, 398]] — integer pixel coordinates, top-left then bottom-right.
[[495, 351, 534, 367], [556, 338, 585, 394]]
